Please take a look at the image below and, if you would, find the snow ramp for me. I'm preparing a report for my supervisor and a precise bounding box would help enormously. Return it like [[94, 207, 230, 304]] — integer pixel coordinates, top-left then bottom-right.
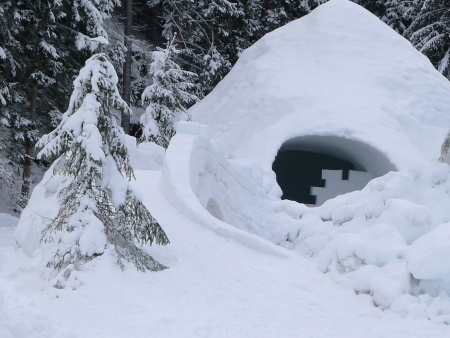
[[160, 122, 306, 251]]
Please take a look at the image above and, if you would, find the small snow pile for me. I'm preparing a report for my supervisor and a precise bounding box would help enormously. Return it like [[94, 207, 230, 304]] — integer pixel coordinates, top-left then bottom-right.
[[15, 167, 66, 257], [0, 213, 18, 229], [126, 135, 165, 170], [406, 223, 450, 281], [0, 213, 18, 269], [285, 162, 450, 323]]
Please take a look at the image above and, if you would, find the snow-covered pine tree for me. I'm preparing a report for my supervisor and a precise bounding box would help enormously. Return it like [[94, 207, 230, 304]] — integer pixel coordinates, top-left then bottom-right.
[[237, 0, 265, 47], [384, 0, 417, 34], [263, 0, 325, 32], [353, 0, 417, 34], [149, 0, 243, 97], [4, 0, 120, 208], [140, 39, 198, 148], [37, 53, 169, 272], [7, 0, 66, 207], [0, 3, 10, 107], [404, 0, 450, 79]]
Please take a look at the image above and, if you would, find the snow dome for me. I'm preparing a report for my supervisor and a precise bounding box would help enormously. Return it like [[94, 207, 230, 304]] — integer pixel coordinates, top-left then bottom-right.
[[191, 0, 450, 205]]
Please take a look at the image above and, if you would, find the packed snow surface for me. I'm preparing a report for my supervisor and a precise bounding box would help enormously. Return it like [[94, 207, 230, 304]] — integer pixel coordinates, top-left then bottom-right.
[[191, 0, 450, 173], [5, 0, 450, 336]]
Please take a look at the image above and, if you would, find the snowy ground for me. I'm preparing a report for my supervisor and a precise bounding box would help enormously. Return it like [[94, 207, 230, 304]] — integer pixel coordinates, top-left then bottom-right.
[[2, 171, 450, 337]]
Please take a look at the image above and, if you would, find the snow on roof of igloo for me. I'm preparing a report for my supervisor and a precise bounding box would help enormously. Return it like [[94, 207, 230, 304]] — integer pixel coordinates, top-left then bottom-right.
[[190, 0, 450, 173]]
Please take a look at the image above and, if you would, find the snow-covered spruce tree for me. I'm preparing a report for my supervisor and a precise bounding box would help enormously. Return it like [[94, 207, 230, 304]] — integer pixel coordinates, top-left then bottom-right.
[[149, 0, 243, 97], [263, 0, 325, 32], [354, 0, 417, 34], [0, 2, 11, 107], [37, 53, 169, 272], [5, 0, 120, 208], [404, 0, 450, 79], [140, 39, 198, 148], [383, 0, 417, 34], [237, 0, 265, 47]]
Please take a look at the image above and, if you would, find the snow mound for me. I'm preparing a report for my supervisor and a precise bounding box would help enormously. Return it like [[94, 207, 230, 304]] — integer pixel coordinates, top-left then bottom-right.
[[126, 135, 165, 170], [406, 223, 450, 282], [291, 163, 450, 322], [0, 213, 18, 229], [15, 168, 65, 257], [191, 0, 450, 174]]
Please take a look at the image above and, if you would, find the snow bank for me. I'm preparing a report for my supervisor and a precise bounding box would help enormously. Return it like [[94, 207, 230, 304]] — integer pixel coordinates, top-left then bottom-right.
[[282, 163, 450, 323], [191, 0, 450, 174], [0, 213, 18, 229]]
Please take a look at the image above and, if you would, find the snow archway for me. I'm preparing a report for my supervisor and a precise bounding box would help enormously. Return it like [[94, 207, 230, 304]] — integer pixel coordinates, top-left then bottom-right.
[[273, 136, 397, 206]]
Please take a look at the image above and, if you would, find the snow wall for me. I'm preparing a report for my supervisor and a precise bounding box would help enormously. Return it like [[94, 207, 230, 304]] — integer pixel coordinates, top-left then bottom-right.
[[160, 122, 304, 248]]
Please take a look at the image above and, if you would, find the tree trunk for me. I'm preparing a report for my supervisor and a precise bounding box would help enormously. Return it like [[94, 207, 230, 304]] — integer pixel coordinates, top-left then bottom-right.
[[20, 82, 38, 208], [121, 0, 133, 134]]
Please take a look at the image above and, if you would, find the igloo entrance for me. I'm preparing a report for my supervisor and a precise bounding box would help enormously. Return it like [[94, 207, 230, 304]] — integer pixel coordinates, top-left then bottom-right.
[[272, 136, 396, 206]]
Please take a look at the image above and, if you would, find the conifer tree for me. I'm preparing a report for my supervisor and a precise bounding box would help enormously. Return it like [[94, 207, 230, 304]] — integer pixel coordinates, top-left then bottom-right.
[[404, 0, 450, 79], [149, 0, 243, 97], [141, 38, 198, 148], [4, 0, 119, 208], [37, 53, 169, 272], [384, 0, 417, 34], [263, 0, 324, 32], [0, 3, 11, 107], [237, 0, 265, 47]]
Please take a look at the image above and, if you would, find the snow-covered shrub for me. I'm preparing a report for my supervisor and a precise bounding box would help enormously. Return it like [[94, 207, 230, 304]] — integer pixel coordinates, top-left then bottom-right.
[[35, 53, 169, 275]]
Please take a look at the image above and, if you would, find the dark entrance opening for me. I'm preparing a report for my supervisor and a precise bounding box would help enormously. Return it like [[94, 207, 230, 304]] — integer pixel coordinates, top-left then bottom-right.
[[271, 136, 397, 206], [273, 150, 356, 204]]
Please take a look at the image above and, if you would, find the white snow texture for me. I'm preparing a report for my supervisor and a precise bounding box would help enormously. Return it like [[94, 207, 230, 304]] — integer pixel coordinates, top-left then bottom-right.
[[6, 0, 450, 336]]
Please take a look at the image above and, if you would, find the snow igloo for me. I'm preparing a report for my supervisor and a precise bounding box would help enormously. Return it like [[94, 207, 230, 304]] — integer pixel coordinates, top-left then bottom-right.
[[190, 0, 450, 206]]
